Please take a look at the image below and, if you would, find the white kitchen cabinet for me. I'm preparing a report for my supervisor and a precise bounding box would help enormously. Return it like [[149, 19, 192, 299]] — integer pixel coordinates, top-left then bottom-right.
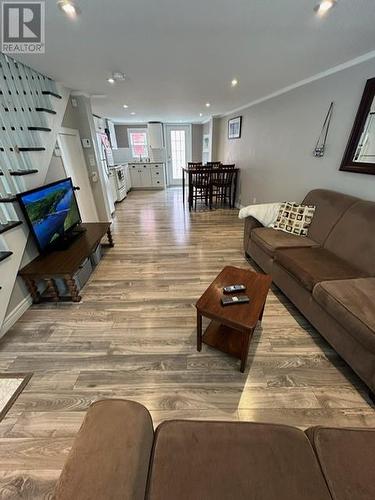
[[147, 123, 164, 149], [129, 163, 165, 189]]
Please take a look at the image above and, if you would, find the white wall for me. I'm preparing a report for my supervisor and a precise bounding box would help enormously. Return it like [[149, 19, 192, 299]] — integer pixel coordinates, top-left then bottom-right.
[[216, 58, 375, 206]]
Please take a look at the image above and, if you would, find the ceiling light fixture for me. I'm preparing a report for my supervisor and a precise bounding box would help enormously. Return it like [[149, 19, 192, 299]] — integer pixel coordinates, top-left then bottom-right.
[[57, 0, 81, 17], [107, 77, 115, 84], [314, 0, 336, 16], [130, 112, 136, 115], [231, 79, 238, 87], [123, 104, 128, 108], [205, 102, 211, 108], [199, 113, 203, 117]]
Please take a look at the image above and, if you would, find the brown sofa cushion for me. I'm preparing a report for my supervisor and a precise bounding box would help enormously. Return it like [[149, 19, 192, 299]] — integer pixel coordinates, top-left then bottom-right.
[[251, 227, 319, 257], [302, 189, 358, 245], [306, 427, 375, 500], [275, 247, 367, 291], [55, 400, 154, 500], [324, 201, 375, 276], [147, 420, 332, 500], [313, 278, 375, 353]]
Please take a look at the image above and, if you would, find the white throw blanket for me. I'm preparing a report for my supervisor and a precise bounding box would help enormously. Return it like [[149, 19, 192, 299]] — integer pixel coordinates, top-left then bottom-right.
[[238, 202, 283, 227]]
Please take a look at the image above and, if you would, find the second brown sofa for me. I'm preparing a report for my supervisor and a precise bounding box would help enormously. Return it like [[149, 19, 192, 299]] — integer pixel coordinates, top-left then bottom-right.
[[243, 189, 375, 394], [55, 399, 375, 500]]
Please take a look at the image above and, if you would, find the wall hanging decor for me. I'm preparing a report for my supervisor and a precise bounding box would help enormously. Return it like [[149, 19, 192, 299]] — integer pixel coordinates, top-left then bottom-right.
[[228, 116, 242, 139], [340, 77, 375, 175], [313, 102, 334, 157]]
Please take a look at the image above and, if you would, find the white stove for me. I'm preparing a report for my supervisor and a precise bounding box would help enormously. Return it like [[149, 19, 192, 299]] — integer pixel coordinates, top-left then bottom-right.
[[109, 165, 127, 202]]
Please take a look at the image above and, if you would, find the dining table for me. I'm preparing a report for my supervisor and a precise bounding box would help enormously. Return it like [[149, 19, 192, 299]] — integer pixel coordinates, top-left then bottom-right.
[[182, 165, 239, 210]]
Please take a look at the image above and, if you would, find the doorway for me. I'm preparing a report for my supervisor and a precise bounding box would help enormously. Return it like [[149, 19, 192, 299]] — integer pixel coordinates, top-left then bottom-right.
[[165, 124, 192, 185]]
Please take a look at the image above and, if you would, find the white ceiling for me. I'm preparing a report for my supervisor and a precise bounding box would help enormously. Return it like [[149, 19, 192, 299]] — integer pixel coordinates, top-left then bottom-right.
[[15, 0, 375, 124]]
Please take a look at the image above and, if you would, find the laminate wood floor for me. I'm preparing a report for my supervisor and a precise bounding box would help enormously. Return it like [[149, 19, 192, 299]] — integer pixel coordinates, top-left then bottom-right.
[[0, 188, 374, 498]]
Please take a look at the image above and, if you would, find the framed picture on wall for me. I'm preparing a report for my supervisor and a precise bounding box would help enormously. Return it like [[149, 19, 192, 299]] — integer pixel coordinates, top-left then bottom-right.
[[228, 116, 242, 139], [202, 134, 210, 153]]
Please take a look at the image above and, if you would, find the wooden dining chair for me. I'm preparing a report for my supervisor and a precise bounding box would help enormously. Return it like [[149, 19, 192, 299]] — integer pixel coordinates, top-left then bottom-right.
[[189, 167, 212, 211], [187, 162, 203, 169], [211, 165, 236, 208]]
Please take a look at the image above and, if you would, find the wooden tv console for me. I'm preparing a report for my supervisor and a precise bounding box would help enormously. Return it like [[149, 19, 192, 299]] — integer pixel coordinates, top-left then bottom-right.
[[19, 222, 114, 303]]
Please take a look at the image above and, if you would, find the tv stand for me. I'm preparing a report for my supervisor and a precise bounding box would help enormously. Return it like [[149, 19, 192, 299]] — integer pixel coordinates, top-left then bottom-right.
[[19, 222, 114, 303]]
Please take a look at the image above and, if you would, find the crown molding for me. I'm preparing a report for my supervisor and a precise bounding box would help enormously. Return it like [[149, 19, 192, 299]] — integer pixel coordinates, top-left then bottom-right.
[[220, 49, 375, 118]]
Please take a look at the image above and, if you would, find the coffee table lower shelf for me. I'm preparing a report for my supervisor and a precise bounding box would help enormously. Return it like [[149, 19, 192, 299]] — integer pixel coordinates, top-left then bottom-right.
[[202, 320, 248, 363]]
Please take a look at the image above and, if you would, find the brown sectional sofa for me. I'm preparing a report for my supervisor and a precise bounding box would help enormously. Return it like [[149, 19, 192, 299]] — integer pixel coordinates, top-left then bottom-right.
[[55, 399, 375, 500], [243, 189, 375, 394]]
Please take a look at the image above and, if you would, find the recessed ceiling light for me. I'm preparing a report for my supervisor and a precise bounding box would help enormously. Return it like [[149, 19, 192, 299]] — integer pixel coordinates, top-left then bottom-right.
[[205, 102, 211, 108], [231, 79, 238, 87], [199, 113, 203, 117], [123, 104, 128, 108], [57, 1, 81, 17], [314, 0, 336, 16], [130, 112, 136, 115], [107, 77, 115, 84]]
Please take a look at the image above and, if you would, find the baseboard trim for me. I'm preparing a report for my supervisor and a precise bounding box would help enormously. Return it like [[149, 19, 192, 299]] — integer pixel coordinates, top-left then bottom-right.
[[0, 295, 32, 337]]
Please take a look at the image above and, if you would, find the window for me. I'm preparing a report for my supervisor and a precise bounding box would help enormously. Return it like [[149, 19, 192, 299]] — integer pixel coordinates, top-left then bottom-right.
[[170, 129, 186, 179], [128, 128, 148, 158]]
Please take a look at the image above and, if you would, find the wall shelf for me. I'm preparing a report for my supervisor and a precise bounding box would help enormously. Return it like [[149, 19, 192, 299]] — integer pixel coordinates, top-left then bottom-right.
[[28, 126, 52, 132], [35, 108, 56, 115], [0, 251, 12, 263], [0, 221, 22, 235], [42, 91, 62, 99]]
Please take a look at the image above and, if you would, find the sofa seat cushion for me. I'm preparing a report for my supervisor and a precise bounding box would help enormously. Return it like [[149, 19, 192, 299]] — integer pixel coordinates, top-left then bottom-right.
[[313, 278, 375, 353], [251, 227, 319, 257], [306, 427, 375, 500], [147, 420, 332, 500], [275, 247, 367, 291]]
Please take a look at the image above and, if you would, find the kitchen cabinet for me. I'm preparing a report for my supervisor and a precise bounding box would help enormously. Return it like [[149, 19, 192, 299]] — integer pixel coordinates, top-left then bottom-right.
[[147, 123, 164, 149], [129, 163, 166, 189]]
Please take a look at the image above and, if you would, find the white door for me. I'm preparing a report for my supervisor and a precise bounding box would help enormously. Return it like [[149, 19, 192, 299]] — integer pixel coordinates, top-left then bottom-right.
[[58, 128, 99, 222], [165, 125, 191, 185]]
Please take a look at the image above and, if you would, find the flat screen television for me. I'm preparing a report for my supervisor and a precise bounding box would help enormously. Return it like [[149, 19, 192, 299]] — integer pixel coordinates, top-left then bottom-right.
[[17, 177, 82, 253]]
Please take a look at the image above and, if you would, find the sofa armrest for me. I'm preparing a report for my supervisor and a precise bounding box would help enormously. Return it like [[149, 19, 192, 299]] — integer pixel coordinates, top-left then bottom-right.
[[243, 216, 264, 253], [55, 400, 154, 500]]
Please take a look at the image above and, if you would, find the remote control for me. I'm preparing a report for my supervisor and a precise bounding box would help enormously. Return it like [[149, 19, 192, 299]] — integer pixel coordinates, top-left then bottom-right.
[[221, 295, 250, 306], [223, 284, 246, 294]]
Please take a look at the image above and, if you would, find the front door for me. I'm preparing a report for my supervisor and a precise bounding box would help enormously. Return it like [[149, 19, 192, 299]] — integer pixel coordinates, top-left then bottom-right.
[[165, 125, 191, 185]]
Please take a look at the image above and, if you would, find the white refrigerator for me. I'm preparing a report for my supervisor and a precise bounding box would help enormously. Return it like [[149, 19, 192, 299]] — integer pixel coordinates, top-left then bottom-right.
[[97, 132, 116, 215]]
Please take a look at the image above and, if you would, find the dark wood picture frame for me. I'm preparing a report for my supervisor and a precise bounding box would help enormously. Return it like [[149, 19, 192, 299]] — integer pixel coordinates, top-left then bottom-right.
[[228, 116, 242, 139], [340, 77, 375, 175]]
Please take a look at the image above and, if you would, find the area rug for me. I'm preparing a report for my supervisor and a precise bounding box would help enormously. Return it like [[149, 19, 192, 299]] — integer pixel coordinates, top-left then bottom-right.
[[0, 373, 32, 422]]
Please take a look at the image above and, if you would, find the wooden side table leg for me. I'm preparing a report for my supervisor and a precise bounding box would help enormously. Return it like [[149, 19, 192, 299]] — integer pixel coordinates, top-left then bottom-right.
[[106, 227, 115, 247], [240, 328, 253, 373], [197, 311, 202, 352], [65, 275, 81, 303], [24, 278, 40, 304]]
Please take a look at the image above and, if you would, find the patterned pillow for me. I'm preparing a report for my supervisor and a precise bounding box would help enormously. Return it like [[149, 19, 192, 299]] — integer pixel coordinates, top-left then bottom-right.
[[272, 202, 316, 236]]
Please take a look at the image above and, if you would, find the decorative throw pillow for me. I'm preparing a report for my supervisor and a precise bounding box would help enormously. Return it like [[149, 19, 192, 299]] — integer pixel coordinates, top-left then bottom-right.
[[272, 202, 316, 236]]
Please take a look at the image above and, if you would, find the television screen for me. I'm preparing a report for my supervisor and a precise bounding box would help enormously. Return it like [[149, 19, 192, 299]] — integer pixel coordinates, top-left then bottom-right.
[[18, 178, 81, 253]]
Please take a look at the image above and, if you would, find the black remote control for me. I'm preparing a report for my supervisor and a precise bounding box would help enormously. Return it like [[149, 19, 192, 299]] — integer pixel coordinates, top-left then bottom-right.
[[221, 295, 250, 306], [223, 284, 246, 294]]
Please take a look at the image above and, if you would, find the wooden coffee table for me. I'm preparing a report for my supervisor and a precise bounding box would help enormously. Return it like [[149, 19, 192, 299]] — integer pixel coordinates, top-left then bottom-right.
[[196, 266, 272, 372]]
